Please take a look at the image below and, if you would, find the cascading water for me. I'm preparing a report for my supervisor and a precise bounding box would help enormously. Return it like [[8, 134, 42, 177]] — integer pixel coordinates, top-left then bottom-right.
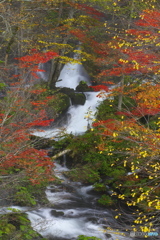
[[27, 161, 130, 240], [33, 61, 105, 138], [27, 61, 132, 239], [0, 61, 132, 240], [56, 62, 91, 90], [33, 91, 105, 138]]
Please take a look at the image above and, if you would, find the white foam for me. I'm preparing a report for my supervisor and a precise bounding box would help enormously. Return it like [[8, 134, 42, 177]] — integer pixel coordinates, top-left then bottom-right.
[[56, 63, 90, 90], [33, 91, 106, 138]]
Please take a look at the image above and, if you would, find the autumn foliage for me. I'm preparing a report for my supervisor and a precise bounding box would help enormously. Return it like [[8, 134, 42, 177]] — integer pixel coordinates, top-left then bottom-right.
[[0, 50, 59, 184], [90, 9, 160, 232], [0, 90, 55, 184], [0, 0, 160, 236]]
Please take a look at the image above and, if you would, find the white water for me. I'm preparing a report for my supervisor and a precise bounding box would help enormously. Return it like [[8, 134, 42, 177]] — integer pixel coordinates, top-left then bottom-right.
[[33, 91, 105, 138], [27, 162, 130, 240], [24, 61, 131, 239], [56, 62, 91, 90], [33, 61, 106, 138]]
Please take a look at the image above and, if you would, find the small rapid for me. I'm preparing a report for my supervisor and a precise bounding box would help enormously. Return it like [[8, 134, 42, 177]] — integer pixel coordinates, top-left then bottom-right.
[[27, 161, 131, 240], [56, 62, 91, 90], [33, 61, 104, 139], [27, 60, 131, 239]]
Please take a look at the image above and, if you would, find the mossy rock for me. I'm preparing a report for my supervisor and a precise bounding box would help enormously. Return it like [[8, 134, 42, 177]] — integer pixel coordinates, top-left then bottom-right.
[[47, 92, 70, 118], [0, 213, 43, 240], [76, 81, 92, 92], [57, 93, 70, 112], [58, 87, 75, 96], [70, 92, 86, 105], [58, 87, 86, 105]]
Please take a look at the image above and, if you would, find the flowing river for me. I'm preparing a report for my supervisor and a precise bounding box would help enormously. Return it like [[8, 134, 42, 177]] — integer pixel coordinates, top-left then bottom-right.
[[27, 159, 131, 240], [29, 61, 132, 239], [1, 61, 132, 239]]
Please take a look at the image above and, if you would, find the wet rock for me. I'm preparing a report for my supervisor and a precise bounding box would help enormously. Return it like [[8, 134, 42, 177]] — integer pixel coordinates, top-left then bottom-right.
[[70, 92, 86, 105], [50, 209, 64, 217], [76, 81, 93, 92], [87, 217, 98, 224], [59, 87, 75, 96], [105, 233, 113, 239], [58, 87, 86, 105]]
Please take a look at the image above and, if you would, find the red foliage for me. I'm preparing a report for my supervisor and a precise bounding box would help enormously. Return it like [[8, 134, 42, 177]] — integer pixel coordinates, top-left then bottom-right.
[[27, 119, 54, 127], [93, 119, 116, 127], [92, 119, 118, 136], [126, 29, 153, 36], [1, 46, 59, 185], [136, 10, 160, 28], [69, 2, 105, 19], [0, 148, 54, 184], [15, 50, 58, 78], [89, 85, 109, 92], [131, 106, 160, 116], [1, 83, 55, 185], [96, 10, 160, 80], [17, 50, 58, 65], [69, 29, 88, 43]]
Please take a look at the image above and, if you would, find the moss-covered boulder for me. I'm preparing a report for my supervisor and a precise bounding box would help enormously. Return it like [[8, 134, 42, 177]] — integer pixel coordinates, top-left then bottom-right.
[[76, 81, 93, 92], [46, 92, 70, 119], [58, 87, 86, 105], [70, 92, 86, 105], [56, 93, 70, 112], [58, 87, 75, 96], [0, 213, 43, 240]]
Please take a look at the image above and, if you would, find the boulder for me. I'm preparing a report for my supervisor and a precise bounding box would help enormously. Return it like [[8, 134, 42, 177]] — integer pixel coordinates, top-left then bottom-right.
[[58, 87, 86, 105], [76, 81, 93, 92], [58, 87, 75, 96], [50, 210, 64, 217], [70, 92, 86, 105]]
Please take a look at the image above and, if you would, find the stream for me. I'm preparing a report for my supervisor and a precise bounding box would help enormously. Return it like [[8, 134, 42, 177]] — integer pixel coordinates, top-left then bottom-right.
[[28, 61, 132, 239], [27, 159, 131, 240], [0, 60, 132, 239]]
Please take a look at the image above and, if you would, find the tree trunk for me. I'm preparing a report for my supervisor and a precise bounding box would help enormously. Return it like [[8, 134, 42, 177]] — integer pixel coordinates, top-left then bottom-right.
[[48, 3, 75, 89], [118, 76, 124, 111], [5, 26, 19, 66], [48, 59, 63, 89]]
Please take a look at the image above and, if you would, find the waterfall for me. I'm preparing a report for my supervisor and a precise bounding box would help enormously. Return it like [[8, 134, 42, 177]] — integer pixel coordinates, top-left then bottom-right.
[[66, 92, 105, 134], [0, 59, 132, 240], [33, 91, 105, 138], [56, 62, 91, 90], [33, 60, 107, 138]]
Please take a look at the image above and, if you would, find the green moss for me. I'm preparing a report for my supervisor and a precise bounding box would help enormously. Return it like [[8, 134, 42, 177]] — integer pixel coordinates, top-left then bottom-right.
[[78, 235, 102, 240], [55, 93, 70, 112], [98, 194, 114, 206], [0, 213, 44, 240], [66, 163, 100, 183], [14, 187, 36, 207], [70, 92, 86, 105], [76, 81, 92, 92]]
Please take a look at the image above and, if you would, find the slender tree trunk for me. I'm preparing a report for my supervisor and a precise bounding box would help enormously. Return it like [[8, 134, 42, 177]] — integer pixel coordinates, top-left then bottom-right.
[[48, 2, 75, 89], [48, 58, 63, 89], [5, 26, 18, 66], [118, 76, 124, 111]]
